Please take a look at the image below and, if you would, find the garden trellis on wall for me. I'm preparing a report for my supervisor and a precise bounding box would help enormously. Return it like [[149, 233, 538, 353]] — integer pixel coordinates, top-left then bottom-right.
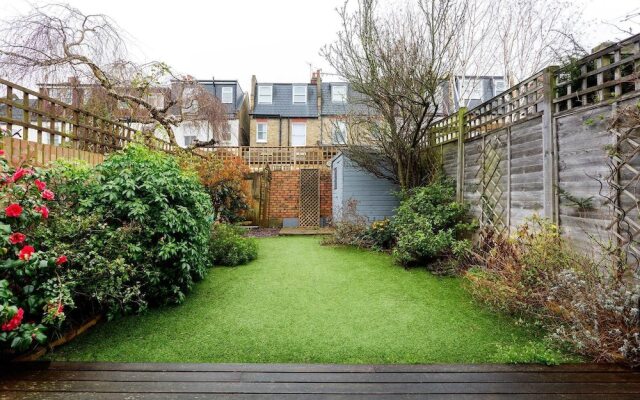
[[433, 33, 640, 258]]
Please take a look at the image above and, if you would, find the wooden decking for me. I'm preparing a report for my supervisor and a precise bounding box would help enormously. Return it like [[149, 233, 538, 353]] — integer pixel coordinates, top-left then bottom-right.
[[1, 362, 640, 399]]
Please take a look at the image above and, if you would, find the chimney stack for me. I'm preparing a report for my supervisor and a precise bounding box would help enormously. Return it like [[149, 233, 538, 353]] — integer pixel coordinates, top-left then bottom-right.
[[250, 75, 257, 112]]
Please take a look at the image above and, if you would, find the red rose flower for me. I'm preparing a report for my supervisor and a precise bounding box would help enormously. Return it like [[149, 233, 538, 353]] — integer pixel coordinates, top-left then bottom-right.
[[41, 189, 55, 201], [0, 149, 5, 156], [18, 245, 35, 261], [1, 308, 24, 331], [56, 255, 68, 265], [5, 203, 23, 218], [56, 304, 64, 315], [9, 232, 26, 244], [12, 168, 32, 182], [34, 179, 46, 191], [34, 205, 49, 219]]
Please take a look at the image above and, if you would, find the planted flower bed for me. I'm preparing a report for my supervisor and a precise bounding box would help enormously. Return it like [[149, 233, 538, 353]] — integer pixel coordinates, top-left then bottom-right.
[[0, 144, 257, 358]]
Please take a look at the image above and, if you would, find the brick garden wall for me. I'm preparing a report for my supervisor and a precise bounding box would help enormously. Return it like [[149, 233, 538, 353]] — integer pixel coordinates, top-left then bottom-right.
[[268, 168, 332, 226], [269, 169, 300, 219]]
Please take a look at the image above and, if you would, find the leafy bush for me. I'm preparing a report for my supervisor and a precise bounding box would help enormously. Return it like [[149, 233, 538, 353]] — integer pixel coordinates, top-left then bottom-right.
[[391, 180, 473, 269], [363, 219, 394, 251], [31, 160, 147, 320], [194, 155, 250, 223], [465, 216, 640, 367], [209, 223, 258, 266], [323, 199, 373, 248], [0, 154, 68, 353], [90, 144, 213, 305]]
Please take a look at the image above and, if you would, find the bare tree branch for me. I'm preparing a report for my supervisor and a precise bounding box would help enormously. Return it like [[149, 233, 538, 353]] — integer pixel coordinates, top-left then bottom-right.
[[0, 3, 229, 147]]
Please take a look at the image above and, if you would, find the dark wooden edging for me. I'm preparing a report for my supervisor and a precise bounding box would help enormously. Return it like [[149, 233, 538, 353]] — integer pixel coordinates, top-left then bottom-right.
[[2, 362, 640, 399], [12, 314, 102, 362]]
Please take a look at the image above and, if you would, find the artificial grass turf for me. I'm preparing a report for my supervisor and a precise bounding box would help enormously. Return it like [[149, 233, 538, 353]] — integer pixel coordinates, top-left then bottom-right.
[[49, 236, 571, 364]]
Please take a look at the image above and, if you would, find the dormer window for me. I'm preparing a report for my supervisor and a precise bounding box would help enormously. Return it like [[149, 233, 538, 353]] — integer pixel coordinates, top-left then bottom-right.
[[292, 85, 307, 103], [332, 85, 347, 103], [221, 87, 233, 104], [258, 85, 272, 104], [494, 79, 506, 96]]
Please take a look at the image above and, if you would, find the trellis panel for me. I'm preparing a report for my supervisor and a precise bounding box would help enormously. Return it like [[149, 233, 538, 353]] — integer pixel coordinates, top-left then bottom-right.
[[299, 169, 320, 227]]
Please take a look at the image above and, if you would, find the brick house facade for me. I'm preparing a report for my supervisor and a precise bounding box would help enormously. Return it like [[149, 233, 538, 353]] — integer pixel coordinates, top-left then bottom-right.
[[249, 72, 352, 147]]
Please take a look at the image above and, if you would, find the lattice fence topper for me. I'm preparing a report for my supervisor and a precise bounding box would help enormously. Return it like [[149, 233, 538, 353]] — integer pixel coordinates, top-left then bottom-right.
[[299, 169, 320, 227], [607, 120, 640, 262], [478, 134, 507, 237]]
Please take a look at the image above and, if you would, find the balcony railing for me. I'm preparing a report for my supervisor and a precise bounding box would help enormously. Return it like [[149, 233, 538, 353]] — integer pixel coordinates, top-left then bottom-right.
[[201, 146, 344, 168]]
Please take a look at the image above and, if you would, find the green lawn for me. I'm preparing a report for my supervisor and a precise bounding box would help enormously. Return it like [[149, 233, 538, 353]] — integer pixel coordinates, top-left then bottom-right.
[[49, 236, 570, 364]]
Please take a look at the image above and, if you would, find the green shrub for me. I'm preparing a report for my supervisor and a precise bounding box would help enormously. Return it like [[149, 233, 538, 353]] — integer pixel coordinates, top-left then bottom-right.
[[34, 213, 147, 320], [91, 144, 213, 305], [391, 180, 473, 269], [209, 223, 258, 266], [363, 219, 394, 251]]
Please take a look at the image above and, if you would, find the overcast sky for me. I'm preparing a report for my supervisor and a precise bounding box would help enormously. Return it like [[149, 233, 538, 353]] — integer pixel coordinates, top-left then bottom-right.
[[1, 0, 639, 91]]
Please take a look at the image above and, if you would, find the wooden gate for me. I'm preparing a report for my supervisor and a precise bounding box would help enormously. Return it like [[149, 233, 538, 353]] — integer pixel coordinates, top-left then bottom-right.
[[299, 168, 320, 227]]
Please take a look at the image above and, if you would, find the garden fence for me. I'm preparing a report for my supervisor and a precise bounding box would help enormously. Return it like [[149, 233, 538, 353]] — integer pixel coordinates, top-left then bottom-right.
[[431, 33, 640, 258]]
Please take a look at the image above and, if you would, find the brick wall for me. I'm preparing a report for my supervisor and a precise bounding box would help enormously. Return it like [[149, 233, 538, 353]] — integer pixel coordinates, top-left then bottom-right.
[[269, 169, 300, 219], [268, 168, 333, 226]]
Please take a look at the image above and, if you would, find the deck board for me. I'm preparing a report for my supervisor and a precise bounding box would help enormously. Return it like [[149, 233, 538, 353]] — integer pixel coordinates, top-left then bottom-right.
[[1, 362, 639, 399]]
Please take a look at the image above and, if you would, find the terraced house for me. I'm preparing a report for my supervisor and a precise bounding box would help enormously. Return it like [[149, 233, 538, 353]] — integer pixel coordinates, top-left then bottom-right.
[[174, 79, 249, 148], [249, 71, 352, 147]]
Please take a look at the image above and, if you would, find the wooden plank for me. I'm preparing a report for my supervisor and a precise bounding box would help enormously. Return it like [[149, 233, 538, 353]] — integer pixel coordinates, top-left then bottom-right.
[[4, 393, 640, 400], [5, 369, 640, 384], [10, 362, 635, 373], [3, 380, 640, 394]]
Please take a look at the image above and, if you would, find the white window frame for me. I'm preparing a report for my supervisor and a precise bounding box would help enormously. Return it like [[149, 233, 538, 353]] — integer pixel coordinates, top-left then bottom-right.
[[331, 85, 347, 103], [494, 79, 506, 96], [292, 85, 307, 104], [460, 78, 483, 101], [257, 85, 272, 104], [333, 121, 347, 144], [291, 122, 307, 147], [256, 122, 268, 143], [184, 135, 196, 147], [221, 87, 233, 104]]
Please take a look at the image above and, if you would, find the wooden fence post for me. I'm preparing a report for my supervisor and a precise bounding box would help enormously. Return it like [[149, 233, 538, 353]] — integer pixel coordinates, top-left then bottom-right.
[[456, 107, 467, 203], [541, 66, 558, 223]]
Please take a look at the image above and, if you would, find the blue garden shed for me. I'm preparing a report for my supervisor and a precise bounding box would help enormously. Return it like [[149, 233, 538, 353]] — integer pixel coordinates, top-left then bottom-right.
[[330, 152, 399, 223]]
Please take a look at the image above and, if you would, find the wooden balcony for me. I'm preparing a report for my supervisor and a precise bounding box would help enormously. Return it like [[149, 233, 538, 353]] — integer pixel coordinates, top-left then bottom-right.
[[202, 146, 344, 169]]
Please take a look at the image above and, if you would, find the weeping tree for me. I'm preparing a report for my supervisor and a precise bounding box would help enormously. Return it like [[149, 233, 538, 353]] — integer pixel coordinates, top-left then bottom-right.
[[322, 0, 466, 189], [0, 3, 228, 147]]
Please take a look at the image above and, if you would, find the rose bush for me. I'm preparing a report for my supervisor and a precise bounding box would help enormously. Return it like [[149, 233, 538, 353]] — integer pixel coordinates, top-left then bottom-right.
[[0, 153, 69, 354]]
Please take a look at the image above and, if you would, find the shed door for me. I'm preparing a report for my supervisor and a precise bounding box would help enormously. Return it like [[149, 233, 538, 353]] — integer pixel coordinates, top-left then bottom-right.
[[291, 123, 307, 147]]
